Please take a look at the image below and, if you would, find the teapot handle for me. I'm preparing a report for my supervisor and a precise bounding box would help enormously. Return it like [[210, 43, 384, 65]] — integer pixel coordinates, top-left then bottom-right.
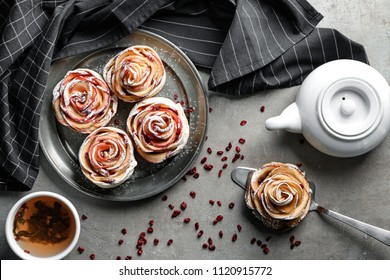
[[265, 103, 302, 133]]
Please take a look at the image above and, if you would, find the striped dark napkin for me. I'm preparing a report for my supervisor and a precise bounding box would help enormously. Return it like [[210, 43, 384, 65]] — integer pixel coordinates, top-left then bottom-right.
[[0, 0, 368, 191]]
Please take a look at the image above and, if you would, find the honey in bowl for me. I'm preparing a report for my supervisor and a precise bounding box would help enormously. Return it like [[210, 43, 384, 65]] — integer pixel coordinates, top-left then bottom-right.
[[8, 193, 79, 259]]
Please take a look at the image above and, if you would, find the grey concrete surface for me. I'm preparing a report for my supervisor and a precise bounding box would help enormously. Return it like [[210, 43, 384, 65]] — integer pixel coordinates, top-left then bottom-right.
[[1, 0, 390, 260]]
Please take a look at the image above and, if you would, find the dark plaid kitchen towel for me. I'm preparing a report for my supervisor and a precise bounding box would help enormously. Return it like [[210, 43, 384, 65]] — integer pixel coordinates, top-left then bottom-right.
[[0, 0, 368, 191]]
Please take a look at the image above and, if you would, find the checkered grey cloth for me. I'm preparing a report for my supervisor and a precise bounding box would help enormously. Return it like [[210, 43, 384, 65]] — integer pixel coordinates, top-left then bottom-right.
[[0, 0, 368, 191]]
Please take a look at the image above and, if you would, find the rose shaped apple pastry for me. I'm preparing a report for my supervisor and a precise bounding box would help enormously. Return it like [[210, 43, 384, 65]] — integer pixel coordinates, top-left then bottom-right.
[[103, 45, 166, 102], [127, 97, 189, 163], [79, 127, 137, 188], [53, 68, 118, 134], [245, 162, 312, 230]]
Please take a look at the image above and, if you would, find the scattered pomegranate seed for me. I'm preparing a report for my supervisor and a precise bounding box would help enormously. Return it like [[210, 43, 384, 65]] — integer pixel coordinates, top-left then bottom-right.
[[168, 204, 174, 210], [182, 176, 187, 181], [167, 239, 173, 246], [228, 202, 235, 209], [219, 231, 223, 238], [260, 105, 265, 113], [240, 155, 244, 160], [121, 228, 127, 235], [187, 167, 197, 175], [240, 120, 247, 126], [171, 209, 181, 218], [209, 244, 216, 251], [77, 246, 85, 254], [118, 239, 124, 245], [204, 164, 213, 171], [197, 230, 204, 238], [24, 249, 30, 254], [125, 256, 132, 260], [290, 243, 295, 249], [208, 237, 213, 245], [251, 238, 257, 244], [257, 240, 263, 246], [149, 220, 154, 227], [183, 217, 191, 223], [209, 199, 215, 205], [232, 153, 240, 162], [216, 215, 223, 221], [222, 163, 228, 169], [235, 146, 241, 153], [294, 240, 301, 247], [290, 235, 295, 243], [209, 107, 213, 113], [116, 256, 122, 260], [202, 243, 208, 249], [263, 247, 270, 254], [266, 236, 272, 242], [217, 150, 224, 155], [180, 202, 187, 210], [237, 224, 242, 232], [81, 214, 88, 221], [296, 162, 303, 167], [232, 233, 238, 242], [114, 118, 120, 125], [207, 147, 212, 154], [218, 170, 223, 177], [173, 93, 178, 100], [162, 195, 168, 201], [89, 254, 96, 260], [201, 157, 207, 164], [137, 249, 143, 256], [180, 101, 185, 106], [221, 156, 227, 161], [190, 191, 196, 198], [261, 244, 267, 249], [193, 172, 199, 178], [226, 142, 232, 151], [147, 227, 154, 234], [154, 238, 159, 245], [217, 201, 222, 207], [194, 222, 199, 230], [239, 138, 246, 144]]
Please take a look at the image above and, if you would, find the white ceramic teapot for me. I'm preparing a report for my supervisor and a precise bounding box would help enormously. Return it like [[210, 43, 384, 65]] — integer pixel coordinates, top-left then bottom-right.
[[265, 59, 390, 157]]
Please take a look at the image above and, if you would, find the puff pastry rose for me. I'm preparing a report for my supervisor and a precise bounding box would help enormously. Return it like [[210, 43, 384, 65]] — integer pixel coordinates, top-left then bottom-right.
[[245, 162, 312, 230], [127, 97, 189, 163], [103, 45, 166, 102], [53, 68, 118, 134], [78, 127, 137, 188]]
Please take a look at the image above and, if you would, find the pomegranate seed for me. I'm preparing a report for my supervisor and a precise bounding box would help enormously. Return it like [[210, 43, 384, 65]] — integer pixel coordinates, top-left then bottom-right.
[[290, 243, 295, 249], [137, 249, 143, 256], [183, 217, 191, 223], [217, 201, 222, 207], [182, 176, 187, 181], [290, 235, 295, 243], [235, 146, 241, 153], [162, 195, 168, 201], [154, 238, 159, 245], [180, 202, 187, 210], [219, 231, 223, 238], [194, 222, 199, 230], [193, 172, 199, 178], [190, 191, 196, 198], [218, 170, 222, 177], [125, 256, 132, 260], [228, 202, 235, 209], [209, 107, 213, 112], [226, 142, 232, 151], [232, 233, 238, 242], [81, 214, 88, 221], [174, 93, 178, 100], [296, 162, 303, 167], [239, 138, 246, 144], [216, 215, 223, 221], [261, 244, 267, 249], [299, 184, 304, 189], [201, 157, 207, 164], [260, 105, 265, 113], [188, 107, 195, 113], [240, 155, 244, 160], [221, 156, 227, 161], [263, 247, 270, 254], [121, 228, 127, 235], [118, 239, 124, 245], [147, 227, 154, 233], [208, 237, 213, 245], [149, 220, 154, 227], [116, 256, 122, 260], [197, 230, 204, 238], [167, 239, 173, 246], [137, 239, 144, 246], [180, 101, 185, 106], [77, 246, 85, 254], [251, 238, 257, 244], [209, 244, 216, 251], [257, 240, 263, 246], [237, 224, 242, 232], [209, 199, 215, 205], [204, 164, 213, 171], [114, 118, 120, 125], [217, 151, 224, 155], [207, 147, 212, 154], [24, 249, 30, 254], [205, 136, 208, 141], [171, 209, 181, 218], [240, 120, 247, 126], [222, 163, 228, 169], [168, 204, 174, 209], [294, 240, 302, 247], [266, 236, 272, 242], [202, 243, 208, 249], [187, 167, 197, 175], [232, 153, 240, 162], [89, 254, 96, 260]]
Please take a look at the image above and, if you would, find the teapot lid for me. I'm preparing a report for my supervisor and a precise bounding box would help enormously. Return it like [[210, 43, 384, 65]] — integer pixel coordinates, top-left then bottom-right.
[[319, 78, 382, 140]]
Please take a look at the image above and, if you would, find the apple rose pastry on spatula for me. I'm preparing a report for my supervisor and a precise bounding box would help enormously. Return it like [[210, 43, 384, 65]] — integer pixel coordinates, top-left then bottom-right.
[[103, 45, 166, 102], [53, 68, 118, 134], [245, 162, 312, 230], [79, 127, 137, 188], [127, 97, 189, 163]]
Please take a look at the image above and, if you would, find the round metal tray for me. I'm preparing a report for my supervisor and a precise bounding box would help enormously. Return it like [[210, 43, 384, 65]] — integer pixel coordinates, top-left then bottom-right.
[[39, 30, 208, 201]]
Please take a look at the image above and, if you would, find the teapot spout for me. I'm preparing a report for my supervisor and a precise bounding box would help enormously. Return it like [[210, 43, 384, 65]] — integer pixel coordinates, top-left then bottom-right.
[[265, 103, 302, 133]]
